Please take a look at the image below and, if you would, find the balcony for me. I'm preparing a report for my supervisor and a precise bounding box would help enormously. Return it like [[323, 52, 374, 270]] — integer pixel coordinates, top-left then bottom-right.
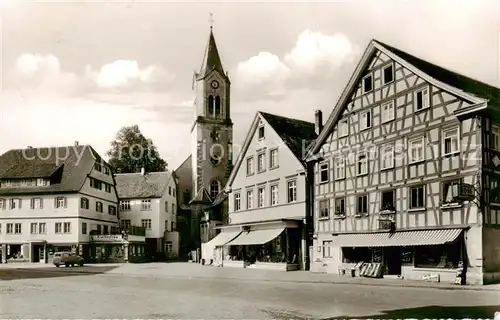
[[379, 203, 396, 215]]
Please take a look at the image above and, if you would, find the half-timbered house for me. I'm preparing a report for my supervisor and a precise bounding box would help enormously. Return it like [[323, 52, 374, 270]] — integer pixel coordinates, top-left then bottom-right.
[[306, 39, 500, 285]]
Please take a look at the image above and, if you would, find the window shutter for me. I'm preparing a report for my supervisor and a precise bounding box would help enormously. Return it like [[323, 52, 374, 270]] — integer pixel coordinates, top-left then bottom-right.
[[18, 199, 22, 209], [30, 198, 34, 209], [40, 198, 43, 209], [1, 200, 5, 209], [54, 197, 57, 208], [63, 197, 67, 208]]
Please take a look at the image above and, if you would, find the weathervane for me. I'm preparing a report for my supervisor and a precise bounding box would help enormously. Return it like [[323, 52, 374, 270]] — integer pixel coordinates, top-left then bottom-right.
[[209, 12, 214, 30]]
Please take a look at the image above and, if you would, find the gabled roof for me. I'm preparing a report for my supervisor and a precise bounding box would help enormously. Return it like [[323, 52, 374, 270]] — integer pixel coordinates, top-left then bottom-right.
[[115, 171, 173, 199], [307, 39, 495, 159], [225, 111, 317, 190], [0, 145, 103, 195], [189, 187, 212, 205], [197, 28, 225, 80]]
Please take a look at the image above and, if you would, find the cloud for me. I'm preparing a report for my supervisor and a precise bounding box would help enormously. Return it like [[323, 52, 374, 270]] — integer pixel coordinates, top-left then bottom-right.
[[85, 60, 172, 89]]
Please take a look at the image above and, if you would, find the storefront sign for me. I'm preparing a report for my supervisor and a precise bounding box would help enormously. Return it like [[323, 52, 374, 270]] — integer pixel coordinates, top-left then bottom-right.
[[90, 235, 122, 242]]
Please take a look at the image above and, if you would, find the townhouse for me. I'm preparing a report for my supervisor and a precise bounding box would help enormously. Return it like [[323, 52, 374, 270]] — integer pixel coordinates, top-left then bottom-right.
[[116, 169, 179, 260], [203, 111, 317, 271], [0, 143, 121, 263], [306, 39, 500, 285]]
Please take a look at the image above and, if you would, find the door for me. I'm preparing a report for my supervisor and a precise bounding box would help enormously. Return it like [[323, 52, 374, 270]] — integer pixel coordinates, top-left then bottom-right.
[[384, 247, 402, 275]]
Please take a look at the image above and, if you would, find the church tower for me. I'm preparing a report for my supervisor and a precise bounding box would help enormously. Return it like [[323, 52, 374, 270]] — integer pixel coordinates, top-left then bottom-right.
[[191, 26, 233, 202]]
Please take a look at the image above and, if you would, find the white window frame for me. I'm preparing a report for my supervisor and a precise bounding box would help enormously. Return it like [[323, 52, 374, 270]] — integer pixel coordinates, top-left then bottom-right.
[[141, 199, 151, 211], [335, 197, 346, 215], [258, 125, 265, 140], [338, 118, 349, 137], [55, 197, 66, 209], [39, 222, 46, 234], [257, 187, 265, 208], [319, 199, 329, 218], [257, 153, 266, 173], [319, 162, 329, 183], [381, 145, 395, 170], [270, 184, 279, 206], [356, 195, 368, 215], [234, 193, 241, 211], [442, 179, 462, 205], [442, 127, 460, 156], [335, 156, 345, 180], [414, 86, 430, 111], [31, 197, 43, 209], [382, 63, 394, 85], [357, 152, 368, 176], [63, 222, 71, 234], [141, 219, 152, 230], [14, 223, 21, 234], [287, 180, 297, 203], [381, 100, 395, 123], [246, 190, 254, 210], [31, 222, 38, 234], [269, 148, 278, 169], [55, 222, 62, 234], [492, 125, 500, 151], [409, 136, 425, 164], [410, 185, 426, 210], [10, 198, 21, 209], [120, 200, 131, 211], [246, 157, 254, 176], [360, 109, 372, 131], [322, 240, 333, 258], [362, 73, 373, 93]]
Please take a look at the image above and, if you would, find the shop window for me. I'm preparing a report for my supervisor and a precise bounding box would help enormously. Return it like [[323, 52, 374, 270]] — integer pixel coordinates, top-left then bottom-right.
[[414, 244, 461, 269]]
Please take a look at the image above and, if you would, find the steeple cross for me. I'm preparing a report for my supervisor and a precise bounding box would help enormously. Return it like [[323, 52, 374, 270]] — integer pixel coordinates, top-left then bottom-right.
[[209, 12, 214, 30]]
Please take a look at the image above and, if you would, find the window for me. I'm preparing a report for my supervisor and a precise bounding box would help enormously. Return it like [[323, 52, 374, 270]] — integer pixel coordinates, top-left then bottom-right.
[[103, 225, 108, 234], [166, 241, 173, 253], [338, 118, 349, 137], [80, 197, 89, 209], [121, 219, 131, 229], [171, 221, 176, 231], [319, 199, 329, 218], [120, 201, 131, 211], [287, 180, 297, 203], [31, 223, 38, 234], [55, 197, 66, 208], [381, 190, 395, 211], [362, 74, 373, 93], [210, 180, 220, 199], [258, 125, 265, 139], [269, 148, 278, 169], [104, 167, 111, 175], [246, 190, 254, 210], [82, 222, 87, 234], [246, 157, 254, 175], [382, 64, 394, 84], [55, 222, 62, 233], [409, 137, 425, 163], [108, 205, 116, 215], [335, 198, 345, 215], [360, 110, 372, 130], [165, 201, 168, 212], [381, 145, 394, 170], [381, 100, 395, 123], [270, 184, 278, 206], [357, 152, 368, 175], [414, 244, 460, 269], [410, 185, 426, 209], [234, 193, 241, 211], [357, 195, 368, 215], [14, 223, 21, 234], [105, 184, 111, 193], [141, 200, 151, 210], [96, 201, 103, 213], [165, 220, 169, 231], [443, 180, 461, 204], [141, 219, 152, 229], [335, 156, 345, 180], [492, 125, 500, 151], [39, 223, 46, 234], [10, 198, 21, 209], [6, 223, 13, 234], [443, 127, 459, 155], [168, 186, 172, 195], [414, 87, 430, 111], [172, 203, 175, 215], [31, 198, 43, 209], [63, 222, 71, 233], [322, 240, 333, 258], [257, 187, 265, 208], [90, 177, 102, 190], [257, 153, 265, 172], [319, 162, 329, 183], [96, 225, 102, 234]]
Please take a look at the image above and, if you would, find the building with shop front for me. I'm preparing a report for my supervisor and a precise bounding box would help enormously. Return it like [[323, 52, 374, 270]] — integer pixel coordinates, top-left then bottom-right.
[[202, 111, 318, 271], [0, 143, 123, 263], [306, 39, 500, 285], [115, 169, 179, 260]]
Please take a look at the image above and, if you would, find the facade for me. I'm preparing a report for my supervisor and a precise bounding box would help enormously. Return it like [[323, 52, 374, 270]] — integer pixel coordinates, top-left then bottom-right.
[[0, 144, 126, 263], [175, 26, 233, 259], [306, 39, 500, 285], [115, 170, 179, 260], [202, 111, 318, 270]]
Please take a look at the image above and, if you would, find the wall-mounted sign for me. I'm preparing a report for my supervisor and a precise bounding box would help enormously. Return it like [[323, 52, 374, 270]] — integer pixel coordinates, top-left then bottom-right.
[[90, 235, 122, 242]]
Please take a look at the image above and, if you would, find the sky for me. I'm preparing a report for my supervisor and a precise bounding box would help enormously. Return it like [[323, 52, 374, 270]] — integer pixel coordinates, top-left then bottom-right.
[[0, 0, 499, 169]]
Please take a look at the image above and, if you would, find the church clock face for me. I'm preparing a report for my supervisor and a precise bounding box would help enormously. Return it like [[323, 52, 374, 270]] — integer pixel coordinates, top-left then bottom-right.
[[211, 80, 219, 89]]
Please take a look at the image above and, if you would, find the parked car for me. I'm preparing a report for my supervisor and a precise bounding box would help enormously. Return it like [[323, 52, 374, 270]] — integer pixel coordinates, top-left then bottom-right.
[[53, 252, 84, 267]]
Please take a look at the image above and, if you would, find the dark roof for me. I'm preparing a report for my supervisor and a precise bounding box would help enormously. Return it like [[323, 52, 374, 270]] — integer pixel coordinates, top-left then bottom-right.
[[0, 145, 103, 195], [198, 29, 225, 79], [189, 187, 212, 205], [375, 40, 500, 106], [115, 171, 172, 199], [260, 112, 318, 164]]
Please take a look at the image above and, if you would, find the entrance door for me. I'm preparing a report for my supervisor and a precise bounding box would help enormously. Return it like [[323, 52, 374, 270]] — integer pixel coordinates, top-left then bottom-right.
[[384, 247, 402, 275]]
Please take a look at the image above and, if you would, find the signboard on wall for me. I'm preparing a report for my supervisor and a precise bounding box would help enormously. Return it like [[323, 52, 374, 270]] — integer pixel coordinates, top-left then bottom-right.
[[90, 235, 122, 242]]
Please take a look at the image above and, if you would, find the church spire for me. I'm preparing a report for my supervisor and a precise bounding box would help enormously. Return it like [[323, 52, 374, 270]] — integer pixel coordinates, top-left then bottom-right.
[[198, 14, 225, 78]]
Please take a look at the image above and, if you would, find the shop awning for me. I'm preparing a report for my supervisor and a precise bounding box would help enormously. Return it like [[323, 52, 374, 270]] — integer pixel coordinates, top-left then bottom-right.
[[226, 227, 285, 246], [334, 228, 464, 247], [207, 230, 242, 247]]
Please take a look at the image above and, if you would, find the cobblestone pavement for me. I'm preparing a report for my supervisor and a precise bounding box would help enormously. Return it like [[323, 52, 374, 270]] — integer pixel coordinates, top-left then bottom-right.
[[0, 263, 499, 319]]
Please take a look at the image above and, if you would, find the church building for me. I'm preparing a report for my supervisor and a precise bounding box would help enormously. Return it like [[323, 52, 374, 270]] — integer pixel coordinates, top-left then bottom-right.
[[174, 26, 232, 259]]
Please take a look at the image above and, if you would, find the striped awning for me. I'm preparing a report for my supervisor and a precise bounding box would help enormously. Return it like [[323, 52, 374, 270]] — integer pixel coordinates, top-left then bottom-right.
[[207, 230, 242, 247], [334, 228, 464, 247], [226, 227, 285, 246]]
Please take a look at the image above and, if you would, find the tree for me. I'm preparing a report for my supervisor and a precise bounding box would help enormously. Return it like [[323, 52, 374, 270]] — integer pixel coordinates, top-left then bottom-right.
[[107, 125, 167, 174]]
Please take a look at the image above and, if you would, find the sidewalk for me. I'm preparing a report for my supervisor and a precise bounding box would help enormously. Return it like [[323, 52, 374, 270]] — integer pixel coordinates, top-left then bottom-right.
[[107, 262, 500, 292]]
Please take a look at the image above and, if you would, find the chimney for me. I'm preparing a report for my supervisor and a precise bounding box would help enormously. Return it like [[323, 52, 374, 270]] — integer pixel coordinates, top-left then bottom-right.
[[314, 110, 323, 135], [141, 167, 145, 175], [74, 141, 79, 146]]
